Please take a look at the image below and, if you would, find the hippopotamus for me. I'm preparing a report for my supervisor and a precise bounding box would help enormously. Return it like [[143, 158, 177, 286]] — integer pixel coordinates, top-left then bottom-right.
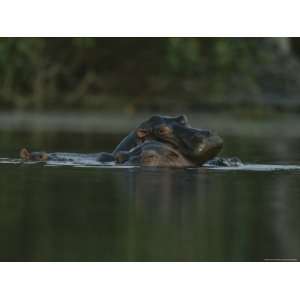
[[20, 115, 225, 167]]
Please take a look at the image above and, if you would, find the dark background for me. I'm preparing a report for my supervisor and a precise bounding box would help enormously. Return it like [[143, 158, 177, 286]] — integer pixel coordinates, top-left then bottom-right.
[[1, 37, 300, 113]]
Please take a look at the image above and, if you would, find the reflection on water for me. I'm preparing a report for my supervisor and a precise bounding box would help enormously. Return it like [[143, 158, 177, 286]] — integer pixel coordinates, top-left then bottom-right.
[[0, 129, 300, 261]]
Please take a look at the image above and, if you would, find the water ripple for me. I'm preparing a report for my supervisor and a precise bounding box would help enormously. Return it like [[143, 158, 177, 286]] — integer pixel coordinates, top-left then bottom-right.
[[1, 158, 300, 172]]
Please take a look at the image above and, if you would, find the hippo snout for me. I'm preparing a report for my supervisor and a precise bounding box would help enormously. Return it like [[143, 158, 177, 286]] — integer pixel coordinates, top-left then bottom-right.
[[177, 127, 223, 164], [192, 134, 223, 163]]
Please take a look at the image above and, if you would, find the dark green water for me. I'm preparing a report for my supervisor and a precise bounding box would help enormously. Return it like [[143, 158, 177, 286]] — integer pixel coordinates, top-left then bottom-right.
[[1, 130, 300, 261]]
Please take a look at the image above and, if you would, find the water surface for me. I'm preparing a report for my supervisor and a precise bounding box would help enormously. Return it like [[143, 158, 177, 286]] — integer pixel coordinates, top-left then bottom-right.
[[0, 128, 300, 261]]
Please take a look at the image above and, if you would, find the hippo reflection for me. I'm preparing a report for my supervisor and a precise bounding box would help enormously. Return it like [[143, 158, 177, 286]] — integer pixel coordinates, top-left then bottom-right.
[[20, 115, 225, 167]]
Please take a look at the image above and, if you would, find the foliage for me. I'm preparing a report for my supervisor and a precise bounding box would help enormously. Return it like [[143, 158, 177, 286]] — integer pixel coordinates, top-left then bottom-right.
[[0, 37, 300, 112]]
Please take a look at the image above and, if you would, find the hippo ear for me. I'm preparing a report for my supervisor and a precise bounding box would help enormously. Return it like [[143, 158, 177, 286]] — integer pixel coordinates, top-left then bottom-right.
[[136, 128, 149, 140], [20, 148, 31, 160], [176, 115, 189, 126]]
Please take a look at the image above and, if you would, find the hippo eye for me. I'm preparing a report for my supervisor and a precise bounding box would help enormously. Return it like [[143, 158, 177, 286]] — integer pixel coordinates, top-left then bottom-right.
[[136, 128, 149, 140], [158, 126, 170, 135]]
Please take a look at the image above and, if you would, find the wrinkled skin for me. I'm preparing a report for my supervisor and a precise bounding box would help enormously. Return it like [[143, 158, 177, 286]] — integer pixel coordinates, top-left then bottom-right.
[[115, 141, 194, 167], [19, 115, 225, 167]]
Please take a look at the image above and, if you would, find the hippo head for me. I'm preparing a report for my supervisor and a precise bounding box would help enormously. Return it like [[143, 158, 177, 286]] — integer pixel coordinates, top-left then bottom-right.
[[135, 115, 223, 165], [112, 115, 190, 156], [20, 148, 48, 161], [135, 115, 189, 142]]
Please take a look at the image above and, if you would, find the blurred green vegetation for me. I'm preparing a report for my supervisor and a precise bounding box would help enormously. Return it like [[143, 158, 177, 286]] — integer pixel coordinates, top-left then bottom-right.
[[1, 37, 300, 112]]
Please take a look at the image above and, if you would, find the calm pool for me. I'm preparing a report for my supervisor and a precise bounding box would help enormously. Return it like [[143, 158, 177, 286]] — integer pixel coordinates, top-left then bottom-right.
[[0, 129, 300, 261]]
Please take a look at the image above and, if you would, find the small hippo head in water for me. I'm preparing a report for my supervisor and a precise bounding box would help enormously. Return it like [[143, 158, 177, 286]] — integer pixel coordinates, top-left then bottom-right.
[[20, 148, 48, 161], [134, 115, 223, 165]]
